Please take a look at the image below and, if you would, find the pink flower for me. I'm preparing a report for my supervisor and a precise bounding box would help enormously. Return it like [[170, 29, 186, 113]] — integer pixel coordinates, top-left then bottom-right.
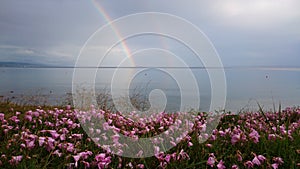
[[71, 134, 83, 139], [252, 156, 261, 166], [38, 137, 46, 146], [279, 125, 287, 135], [210, 134, 217, 141], [0, 113, 5, 121], [218, 130, 226, 137], [60, 134, 66, 141], [25, 139, 35, 149], [136, 150, 143, 158], [244, 161, 253, 168], [66, 143, 74, 152], [127, 162, 133, 169], [200, 123, 206, 132], [89, 128, 94, 134], [207, 157, 215, 167], [24, 115, 32, 122], [44, 121, 54, 127], [257, 155, 266, 162], [79, 151, 93, 160], [207, 153, 216, 167], [118, 157, 122, 168], [73, 154, 81, 168], [20, 143, 26, 149], [165, 154, 171, 163], [9, 116, 20, 123], [206, 144, 212, 148], [103, 122, 110, 130], [95, 153, 106, 162], [273, 157, 284, 165], [232, 164, 239, 169], [52, 150, 62, 157], [271, 163, 279, 169], [7, 125, 13, 130], [9, 155, 23, 165], [82, 161, 90, 168], [231, 133, 241, 144], [137, 164, 145, 169], [32, 111, 39, 117], [217, 160, 226, 169], [46, 137, 56, 151], [95, 153, 111, 169], [112, 134, 120, 143], [268, 134, 276, 140], [249, 129, 260, 143], [154, 146, 160, 156], [171, 152, 177, 160], [66, 105, 71, 110], [60, 127, 69, 134], [178, 149, 190, 160], [155, 152, 164, 162], [49, 130, 60, 139], [237, 153, 243, 162]]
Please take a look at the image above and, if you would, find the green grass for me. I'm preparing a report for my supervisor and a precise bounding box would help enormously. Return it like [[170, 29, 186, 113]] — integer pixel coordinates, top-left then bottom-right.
[[0, 100, 299, 168]]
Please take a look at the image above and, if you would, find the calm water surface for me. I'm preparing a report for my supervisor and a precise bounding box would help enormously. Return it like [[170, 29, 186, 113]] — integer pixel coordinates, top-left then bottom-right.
[[0, 67, 299, 112]]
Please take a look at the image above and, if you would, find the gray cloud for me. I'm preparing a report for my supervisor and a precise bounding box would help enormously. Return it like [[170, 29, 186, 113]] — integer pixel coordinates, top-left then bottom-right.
[[0, 0, 103, 65], [0, 45, 74, 66], [0, 0, 299, 67]]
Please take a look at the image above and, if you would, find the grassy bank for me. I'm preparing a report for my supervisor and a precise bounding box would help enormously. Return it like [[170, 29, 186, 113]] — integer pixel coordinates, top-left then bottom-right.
[[0, 101, 299, 168]]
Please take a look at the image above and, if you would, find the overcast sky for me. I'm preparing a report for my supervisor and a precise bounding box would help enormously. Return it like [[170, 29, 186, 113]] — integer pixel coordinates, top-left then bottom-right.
[[1, 0, 300, 67]]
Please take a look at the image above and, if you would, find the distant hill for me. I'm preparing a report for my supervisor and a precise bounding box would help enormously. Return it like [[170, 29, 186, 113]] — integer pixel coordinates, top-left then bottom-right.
[[0, 62, 72, 68]]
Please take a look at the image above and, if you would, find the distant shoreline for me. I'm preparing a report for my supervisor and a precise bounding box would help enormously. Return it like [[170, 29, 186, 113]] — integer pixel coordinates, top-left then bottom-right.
[[1, 62, 300, 70]]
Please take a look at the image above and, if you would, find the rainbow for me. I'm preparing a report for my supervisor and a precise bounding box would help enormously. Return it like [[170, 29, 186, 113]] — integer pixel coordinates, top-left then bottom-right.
[[91, 0, 134, 67]]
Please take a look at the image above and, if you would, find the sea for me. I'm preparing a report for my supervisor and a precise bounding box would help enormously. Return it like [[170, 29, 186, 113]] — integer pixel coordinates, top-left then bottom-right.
[[1, 67, 299, 113]]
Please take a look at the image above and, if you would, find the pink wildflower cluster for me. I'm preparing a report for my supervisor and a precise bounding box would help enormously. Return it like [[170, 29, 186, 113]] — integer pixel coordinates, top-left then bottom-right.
[[0, 105, 299, 168]]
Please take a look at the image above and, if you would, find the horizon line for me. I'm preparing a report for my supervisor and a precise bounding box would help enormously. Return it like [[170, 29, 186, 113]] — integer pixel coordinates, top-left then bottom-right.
[[1, 66, 300, 70]]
